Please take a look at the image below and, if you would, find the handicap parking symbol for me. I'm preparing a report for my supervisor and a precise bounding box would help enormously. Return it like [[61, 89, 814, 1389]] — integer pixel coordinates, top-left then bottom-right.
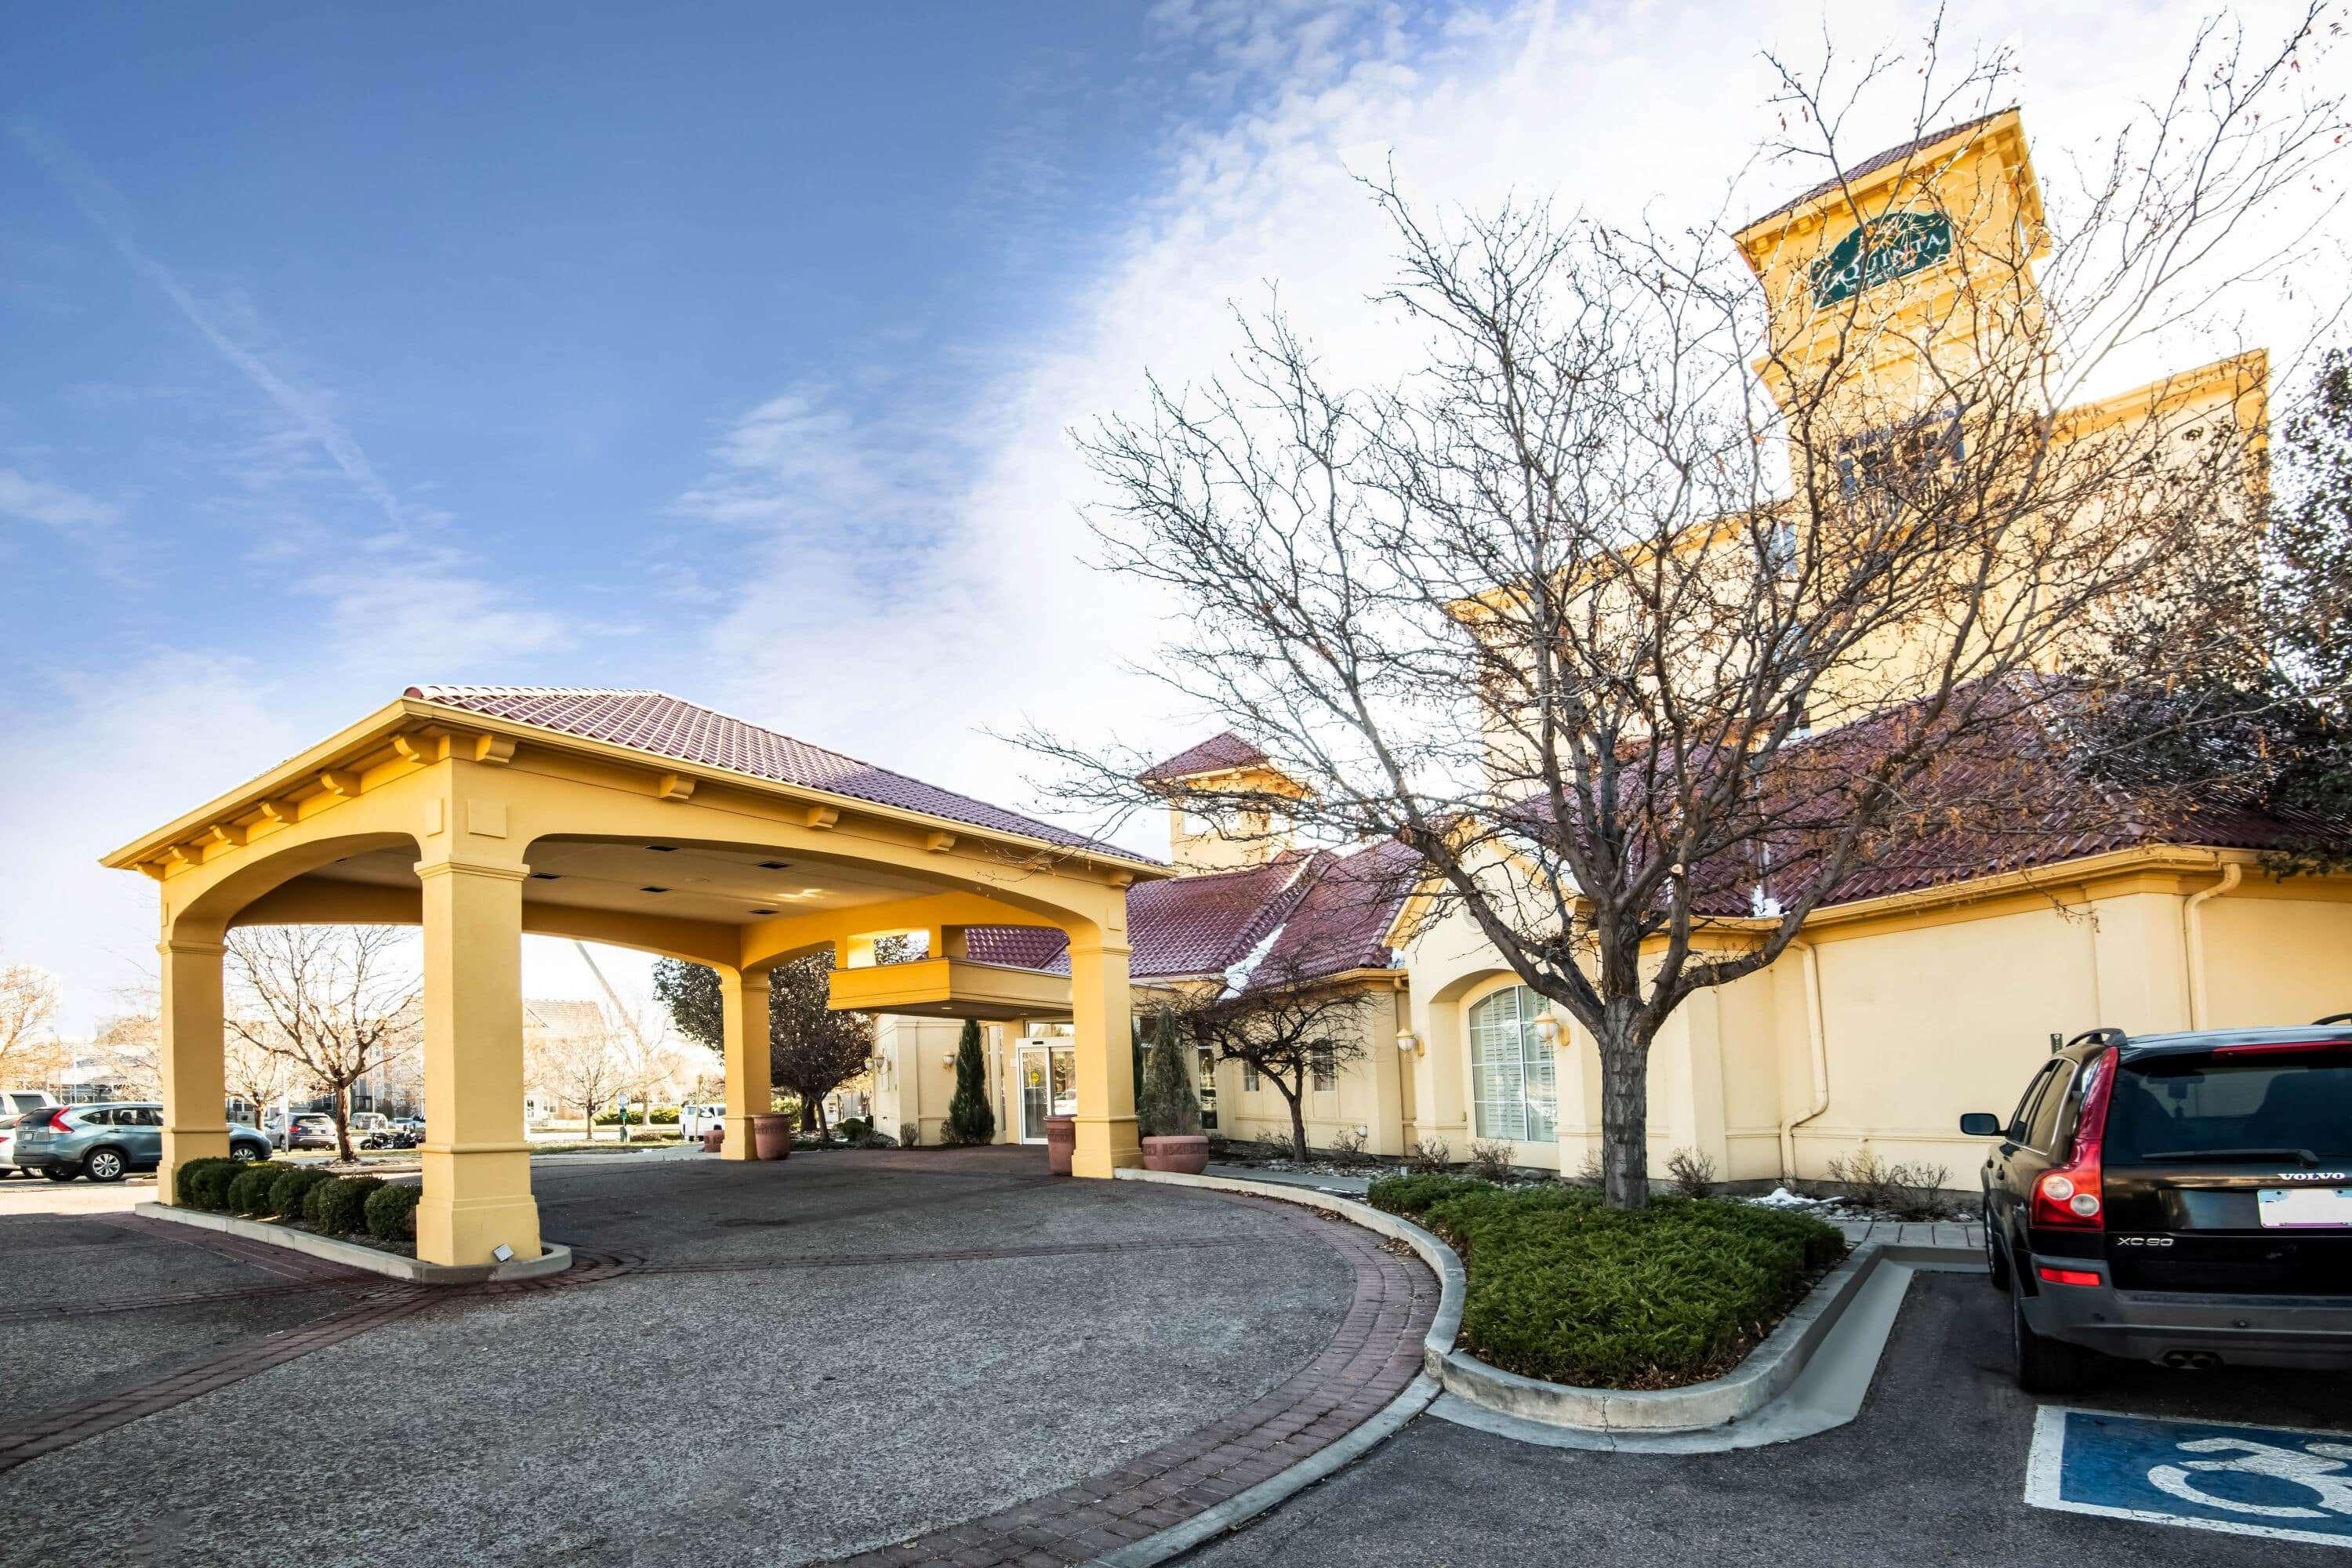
[[2027, 1406, 2352, 1548]]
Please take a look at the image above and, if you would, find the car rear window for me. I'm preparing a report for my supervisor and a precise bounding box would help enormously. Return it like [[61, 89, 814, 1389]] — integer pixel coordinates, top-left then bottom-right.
[[2106, 1050, 2352, 1164]]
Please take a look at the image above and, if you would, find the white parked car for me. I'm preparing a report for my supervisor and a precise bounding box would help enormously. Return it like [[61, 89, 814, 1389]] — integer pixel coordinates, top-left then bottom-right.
[[677, 1102, 729, 1142], [0, 1090, 60, 1178]]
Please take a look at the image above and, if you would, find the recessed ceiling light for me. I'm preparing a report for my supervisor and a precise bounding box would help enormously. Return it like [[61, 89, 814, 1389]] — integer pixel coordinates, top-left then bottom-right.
[[757, 860, 789, 870], [647, 844, 678, 852], [640, 886, 670, 894], [750, 907, 778, 916], [531, 873, 561, 880]]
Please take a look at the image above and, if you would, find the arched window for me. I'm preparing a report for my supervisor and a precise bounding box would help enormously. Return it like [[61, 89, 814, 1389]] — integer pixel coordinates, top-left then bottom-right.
[[1468, 985, 1557, 1142]]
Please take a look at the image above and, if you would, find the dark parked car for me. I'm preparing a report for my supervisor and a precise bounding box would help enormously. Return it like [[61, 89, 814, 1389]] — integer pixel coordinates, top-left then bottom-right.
[[1962, 1018, 2352, 1391], [12, 1103, 272, 1182]]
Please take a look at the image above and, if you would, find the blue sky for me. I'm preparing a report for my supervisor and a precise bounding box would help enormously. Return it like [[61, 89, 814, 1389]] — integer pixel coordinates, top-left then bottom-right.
[[3, 0, 2335, 1029]]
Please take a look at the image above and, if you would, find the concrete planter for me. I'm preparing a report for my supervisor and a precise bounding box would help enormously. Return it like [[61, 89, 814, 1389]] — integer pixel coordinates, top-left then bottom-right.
[[751, 1113, 793, 1160], [1141, 1134, 1210, 1174], [135, 1201, 570, 1286], [1045, 1115, 1075, 1175]]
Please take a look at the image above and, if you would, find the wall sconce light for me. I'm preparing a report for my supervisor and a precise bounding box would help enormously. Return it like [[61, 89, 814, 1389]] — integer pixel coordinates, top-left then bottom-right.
[[1396, 1031, 1424, 1058], [1534, 1016, 1563, 1047], [942, 1051, 958, 1071]]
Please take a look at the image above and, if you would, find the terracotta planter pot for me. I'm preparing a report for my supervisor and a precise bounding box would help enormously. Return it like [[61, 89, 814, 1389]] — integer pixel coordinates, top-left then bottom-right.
[[701, 1126, 724, 1153], [1045, 1114, 1076, 1176], [751, 1113, 793, 1161], [1141, 1134, 1210, 1174]]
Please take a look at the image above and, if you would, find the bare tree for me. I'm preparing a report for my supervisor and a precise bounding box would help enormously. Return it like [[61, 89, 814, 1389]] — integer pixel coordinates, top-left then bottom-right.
[[1032, 17, 2346, 1206], [652, 949, 884, 1136], [223, 1025, 294, 1129], [225, 927, 419, 1161], [1176, 959, 1375, 1163], [0, 955, 64, 1089], [528, 1018, 625, 1143]]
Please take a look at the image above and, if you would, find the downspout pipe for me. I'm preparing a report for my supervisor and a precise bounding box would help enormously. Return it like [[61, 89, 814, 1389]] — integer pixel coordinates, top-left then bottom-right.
[[2183, 861, 2243, 1031], [1778, 938, 1831, 1187]]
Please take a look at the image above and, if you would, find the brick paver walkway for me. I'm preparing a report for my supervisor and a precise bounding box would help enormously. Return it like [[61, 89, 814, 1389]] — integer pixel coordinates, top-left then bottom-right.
[[829, 1196, 1438, 1567]]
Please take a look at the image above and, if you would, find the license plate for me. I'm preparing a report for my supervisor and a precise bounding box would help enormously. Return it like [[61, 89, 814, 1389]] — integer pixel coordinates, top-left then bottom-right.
[[2256, 1187, 2352, 1229]]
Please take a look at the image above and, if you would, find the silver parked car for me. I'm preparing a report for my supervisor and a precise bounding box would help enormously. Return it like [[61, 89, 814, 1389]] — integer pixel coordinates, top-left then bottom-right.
[[13, 1102, 271, 1182]]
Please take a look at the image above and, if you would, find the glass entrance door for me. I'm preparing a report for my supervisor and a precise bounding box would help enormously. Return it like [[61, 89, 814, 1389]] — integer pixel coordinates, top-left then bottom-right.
[[1017, 1042, 1080, 1143]]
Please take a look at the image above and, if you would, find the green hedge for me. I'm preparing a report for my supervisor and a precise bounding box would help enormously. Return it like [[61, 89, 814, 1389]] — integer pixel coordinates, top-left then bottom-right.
[[1366, 1172, 1490, 1218], [364, 1183, 423, 1242], [309, 1175, 385, 1236], [268, 1166, 333, 1219], [592, 1105, 681, 1125], [172, 1156, 241, 1208], [1374, 1176, 1844, 1388], [227, 1162, 294, 1215]]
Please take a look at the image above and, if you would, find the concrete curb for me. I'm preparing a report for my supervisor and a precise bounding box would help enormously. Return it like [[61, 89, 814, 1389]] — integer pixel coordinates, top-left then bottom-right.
[[133, 1202, 572, 1285], [1114, 1166, 1980, 1447]]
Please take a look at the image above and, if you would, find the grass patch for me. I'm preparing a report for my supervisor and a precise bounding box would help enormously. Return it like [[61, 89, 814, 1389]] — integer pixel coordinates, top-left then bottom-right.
[[1367, 1174, 1845, 1389]]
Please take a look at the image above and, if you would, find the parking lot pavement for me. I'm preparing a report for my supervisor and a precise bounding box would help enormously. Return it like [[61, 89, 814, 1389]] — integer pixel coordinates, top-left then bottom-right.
[[1181, 1271, 2352, 1568]]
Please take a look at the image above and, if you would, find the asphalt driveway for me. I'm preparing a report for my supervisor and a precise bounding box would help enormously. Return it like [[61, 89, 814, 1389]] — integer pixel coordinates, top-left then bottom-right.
[[0, 1147, 1381, 1566]]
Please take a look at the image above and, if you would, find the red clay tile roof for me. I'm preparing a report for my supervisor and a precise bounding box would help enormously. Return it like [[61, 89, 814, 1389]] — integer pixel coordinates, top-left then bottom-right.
[[963, 841, 1420, 987], [1501, 682, 2346, 918], [964, 851, 1319, 980], [1746, 111, 2007, 230], [1139, 731, 1272, 782], [1260, 840, 1422, 978], [404, 685, 1149, 862]]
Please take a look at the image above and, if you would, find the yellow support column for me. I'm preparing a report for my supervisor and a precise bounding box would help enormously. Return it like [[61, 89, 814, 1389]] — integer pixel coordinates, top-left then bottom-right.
[[721, 969, 772, 1160], [416, 855, 541, 1266], [1068, 938, 1141, 1177], [157, 933, 230, 1203]]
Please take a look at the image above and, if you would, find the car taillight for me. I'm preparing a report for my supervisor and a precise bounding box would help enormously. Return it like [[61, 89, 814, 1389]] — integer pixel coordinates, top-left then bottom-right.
[[2037, 1265, 2103, 1287], [2031, 1045, 2118, 1231], [46, 1109, 73, 1132]]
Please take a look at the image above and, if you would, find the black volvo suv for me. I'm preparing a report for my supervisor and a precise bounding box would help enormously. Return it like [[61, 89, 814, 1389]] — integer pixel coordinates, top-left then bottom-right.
[[1961, 1018, 2352, 1392]]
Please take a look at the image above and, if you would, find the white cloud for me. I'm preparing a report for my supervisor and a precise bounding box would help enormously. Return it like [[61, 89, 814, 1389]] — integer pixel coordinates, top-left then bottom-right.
[[0, 466, 118, 532]]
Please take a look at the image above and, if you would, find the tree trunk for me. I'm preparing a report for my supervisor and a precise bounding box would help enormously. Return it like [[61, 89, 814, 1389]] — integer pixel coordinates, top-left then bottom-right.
[[1276, 1079, 1309, 1163], [798, 1097, 818, 1133], [1596, 1029, 1651, 1209], [332, 1081, 354, 1163]]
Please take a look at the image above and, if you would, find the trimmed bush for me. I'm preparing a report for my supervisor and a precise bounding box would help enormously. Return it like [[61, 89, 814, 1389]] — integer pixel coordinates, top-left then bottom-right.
[[309, 1175, 385, 1236], [1135, 1011, 1200, 1140], [184, 1158, 251, 1212], [268, 1165, 333, 1219], [945, 1018, 996, 1145], [363, 1182, 423, 1243], [227, 1162, 294, 1215], [1366, 1172, 1492, 1218], [170, 1156, 240, 1208], [1383, 1176, 1843, 1389]]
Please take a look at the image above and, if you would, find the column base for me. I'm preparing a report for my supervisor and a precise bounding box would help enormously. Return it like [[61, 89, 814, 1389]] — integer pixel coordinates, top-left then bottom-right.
[[416, 1148, 541, 1267], [1070, 1114, 1143, 1178], [722, 1113, 765, 1160], [159, 1126, 233, 1205]]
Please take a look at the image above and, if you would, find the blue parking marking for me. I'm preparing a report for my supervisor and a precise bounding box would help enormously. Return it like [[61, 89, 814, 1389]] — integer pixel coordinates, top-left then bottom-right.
[[2027, 1406, 2352, 1548]]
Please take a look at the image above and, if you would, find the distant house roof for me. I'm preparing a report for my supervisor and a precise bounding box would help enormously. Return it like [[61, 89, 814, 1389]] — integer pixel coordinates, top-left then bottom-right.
[[963, 840, 1421, 989], [405, 686, 1148, 862], [1744, 111, 2008, 230], [1138, 731, 1272, 783]]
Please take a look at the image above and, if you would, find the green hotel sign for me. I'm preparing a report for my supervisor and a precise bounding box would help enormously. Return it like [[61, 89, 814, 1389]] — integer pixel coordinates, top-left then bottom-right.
[[1807, 211, 1954, 307]]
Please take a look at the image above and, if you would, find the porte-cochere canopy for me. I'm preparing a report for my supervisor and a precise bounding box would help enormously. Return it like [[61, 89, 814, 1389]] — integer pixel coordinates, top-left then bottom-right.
[[103, 685, 1166, 1268]]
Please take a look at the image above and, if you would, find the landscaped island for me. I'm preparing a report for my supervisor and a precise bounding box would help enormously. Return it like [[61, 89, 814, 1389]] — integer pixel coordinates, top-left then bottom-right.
[[1367, 1174, 1845, 1389]]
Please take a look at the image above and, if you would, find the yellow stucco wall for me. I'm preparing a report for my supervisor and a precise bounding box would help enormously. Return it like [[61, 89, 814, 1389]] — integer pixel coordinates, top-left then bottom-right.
[[1379, 860, 2350, 1190]]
